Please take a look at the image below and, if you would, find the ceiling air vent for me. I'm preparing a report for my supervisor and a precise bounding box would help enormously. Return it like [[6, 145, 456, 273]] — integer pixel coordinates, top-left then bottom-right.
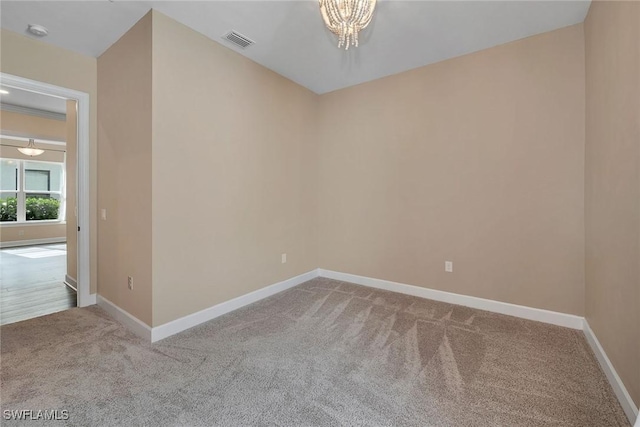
[[222, 31, 254, 49]]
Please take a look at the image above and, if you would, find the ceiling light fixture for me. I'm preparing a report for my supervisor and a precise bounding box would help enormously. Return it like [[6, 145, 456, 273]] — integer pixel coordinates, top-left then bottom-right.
[[18, 139, 45, 157], [27, 24, 49, 37], [0, 89, 8, 95], [319, 0, 376, 50]]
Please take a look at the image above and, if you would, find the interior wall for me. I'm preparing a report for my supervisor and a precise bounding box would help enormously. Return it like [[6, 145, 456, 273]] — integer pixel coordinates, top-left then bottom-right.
[[0, 142, 65, 162], [66, 100, 78, 282], [97, 12, 153, 325], [151, 11, 318, 326], [0, 111, 67, 244], [584, 0, 640, 408], [1, 29, 98, 293], [318, 24, 586, 316], [0, 224, 66, 246], [0, 110, 66, 140]]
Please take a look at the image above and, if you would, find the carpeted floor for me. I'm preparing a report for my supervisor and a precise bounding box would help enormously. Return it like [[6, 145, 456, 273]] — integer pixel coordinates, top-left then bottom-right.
[[0, 278, 629, 426]]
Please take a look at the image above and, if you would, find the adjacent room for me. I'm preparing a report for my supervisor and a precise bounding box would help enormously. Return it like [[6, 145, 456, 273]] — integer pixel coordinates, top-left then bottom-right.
[[0, 1, 638, 425], [0, 88, 78, 325]]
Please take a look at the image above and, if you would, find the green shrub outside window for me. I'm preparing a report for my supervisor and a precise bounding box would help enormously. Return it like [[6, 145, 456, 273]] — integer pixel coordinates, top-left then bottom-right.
[[0, 197, 60, 221]]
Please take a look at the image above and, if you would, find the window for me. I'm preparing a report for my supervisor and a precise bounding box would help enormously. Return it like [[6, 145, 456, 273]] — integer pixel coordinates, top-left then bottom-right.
[[0, 159, 65, 223], [26, 169, 51, 195]]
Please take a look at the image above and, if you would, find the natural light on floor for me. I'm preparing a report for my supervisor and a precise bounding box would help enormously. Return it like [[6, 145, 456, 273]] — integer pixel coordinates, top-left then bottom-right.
[[3, 245, 66, 259]]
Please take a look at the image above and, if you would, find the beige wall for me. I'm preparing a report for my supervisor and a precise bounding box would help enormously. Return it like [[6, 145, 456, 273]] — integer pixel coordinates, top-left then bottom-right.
[[102, 15, 588, 328], [151, 11, 318, 326], [16, 12, 631, 410], [66, 100, 78, 281], [97, 12, 153, 325], [585, 0, 640, 408], [0, 142, 65, 163], [318, 24, 586, 316], [0, 110, 66, 140], [1, 4, 633, 411], [0, 111, 67, 244], [1, 29, 98, 293], [0, 222, 66, 245]]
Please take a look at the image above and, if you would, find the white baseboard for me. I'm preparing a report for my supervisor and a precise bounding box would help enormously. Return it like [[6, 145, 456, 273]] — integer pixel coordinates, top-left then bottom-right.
[[93, 266, 637, 424], [583, 319, 639, 424], [0, 237, 66, 248], [64, 274, 77, 291], [96, 295, 152, 341], [96, 270, 319, 343], [83, 293, 97, 306], [151, 269, 320, 342], [320, 269, 638, 422], [318, 269, 584, 330]]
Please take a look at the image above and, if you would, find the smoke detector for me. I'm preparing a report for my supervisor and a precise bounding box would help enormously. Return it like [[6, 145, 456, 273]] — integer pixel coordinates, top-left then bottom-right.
[[27, 24, 48, 37]]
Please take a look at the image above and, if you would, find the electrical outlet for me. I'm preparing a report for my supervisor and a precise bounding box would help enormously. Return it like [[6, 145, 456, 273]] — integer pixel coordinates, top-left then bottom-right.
[[445, 261, 453, 273], [127, 276, 133, 290], [281, 253, 287, 264], [100, 209, 107, 221]]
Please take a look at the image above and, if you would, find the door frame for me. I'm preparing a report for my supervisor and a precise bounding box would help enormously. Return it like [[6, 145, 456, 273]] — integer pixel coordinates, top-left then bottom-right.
[[1, 72, 93, 306]]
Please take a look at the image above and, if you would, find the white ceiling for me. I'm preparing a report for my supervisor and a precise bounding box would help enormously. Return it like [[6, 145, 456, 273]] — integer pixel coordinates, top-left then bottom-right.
[[0, 85, 67, 114], [0, 1, 591, 94]]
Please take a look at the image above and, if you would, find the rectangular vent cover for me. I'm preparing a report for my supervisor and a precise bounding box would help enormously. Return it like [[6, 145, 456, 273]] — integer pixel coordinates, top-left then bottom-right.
[[223, 31, 254, 49]]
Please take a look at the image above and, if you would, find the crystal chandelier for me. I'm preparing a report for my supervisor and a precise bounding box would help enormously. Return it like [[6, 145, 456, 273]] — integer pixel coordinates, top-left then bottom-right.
[[319, 0, 377, 50]]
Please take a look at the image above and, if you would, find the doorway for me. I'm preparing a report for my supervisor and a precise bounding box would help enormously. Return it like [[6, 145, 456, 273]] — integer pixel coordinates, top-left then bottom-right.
[[0, 73, 91, 324], [0, 244, 75, 324]]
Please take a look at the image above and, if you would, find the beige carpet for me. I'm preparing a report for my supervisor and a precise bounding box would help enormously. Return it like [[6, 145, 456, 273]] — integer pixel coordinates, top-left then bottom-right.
[[0, 278, 629, 426]]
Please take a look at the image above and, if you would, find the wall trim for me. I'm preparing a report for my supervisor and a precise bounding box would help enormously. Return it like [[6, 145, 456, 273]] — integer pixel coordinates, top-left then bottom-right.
[[0, 237, 66, 248], [95, 267, 636, 423], [85, 293, 96, 306], [583, 319, 639, 424], [1, 73, 92, 308], [0, 220, 66, 228], [151, 269, 320, 342], [64, 274, 77, 291], [96, 270, 320, 343], [318, 269, 584, 329], [96, 295, 151, 341]]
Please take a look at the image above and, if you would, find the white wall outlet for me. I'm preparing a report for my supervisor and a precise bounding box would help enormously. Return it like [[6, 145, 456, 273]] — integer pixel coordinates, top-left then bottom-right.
[[445, 261, 453, 273], [127, 276, 133, 290], [281, 253, 287, 264], [100, 209, 107, 221]]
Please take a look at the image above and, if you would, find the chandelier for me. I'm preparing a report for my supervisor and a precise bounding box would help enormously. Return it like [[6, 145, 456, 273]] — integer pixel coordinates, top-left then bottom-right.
[[319, 0, 377, 50], [18, 139, 44, 157]]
